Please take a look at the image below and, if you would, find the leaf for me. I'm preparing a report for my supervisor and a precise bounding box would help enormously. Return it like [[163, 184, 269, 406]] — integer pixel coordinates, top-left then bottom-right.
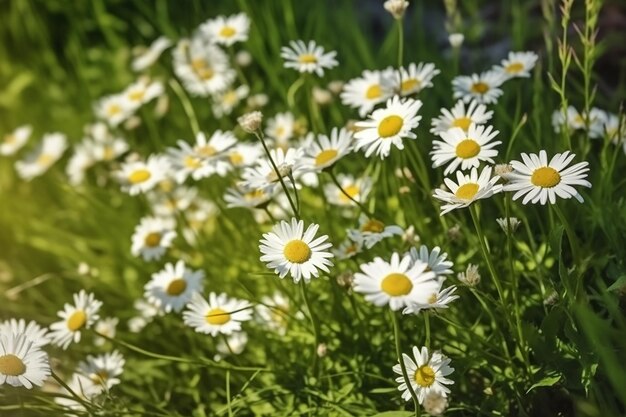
[[369, 387, 398, 394], [526, 374, 562, 393], [607, 275, 626, 292]]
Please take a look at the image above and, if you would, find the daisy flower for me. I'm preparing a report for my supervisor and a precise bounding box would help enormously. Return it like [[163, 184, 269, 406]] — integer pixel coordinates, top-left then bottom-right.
[[49, 290, 102, 350], [495, 51, 538, 79], [118, 155, 170, 195], [354, 95, 422, 159], [1, 125, 32, 156], [602, 112, 626, 148], [94, 94, 132, 127], [86, 123, 128, 162], [340, 69, 394, 117], [167, 131, 236, 182], [77, 350, 125, 393], [94, 317, 119, 347], [407, 246, 454, 278], [392, 62, 440, 96], [403, 285, 459, 314], [353, 252, 439, 311], [131, 216, 176, 261], [348, 214, 404, 249], [128, 298, 164, 333], [66, 143, 96, 186], [255, 292, 297, 335], [183, 292, 252, 336], [216, 332, 248, 359], [452, 70, 506, 104], [240, 147, 303, 192], [503, 150, 591, 205], [433, 166, 503, 215], [211, 85, 250, 117], [132, 36, 173, 72], [333, 238, 364, 260], [323, 174, 372, 207], [393, 346, 454, 404], [430, 100, 493, 135], [200, 13, 251, 46], [15, 133, 67, 181], [224, 184, 275, 209], [298, 127, 353, 172], [431, 123, 501, 175], [122, 77, 164, 110], [265, 112, 296, 148], [259, 218, 334, 283], [0, 332, 50, 389], [227, 143, 263, 169], [0, 319, 50, 348], [496, 217, 522, 235], [281, 40, 338, 76], [144, 260, 204, 313]]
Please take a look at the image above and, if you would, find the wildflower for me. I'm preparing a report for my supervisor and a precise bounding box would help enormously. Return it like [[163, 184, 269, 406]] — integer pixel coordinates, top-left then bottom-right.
[[0, 332, 50, 389], [423, 391, 449, 415], [144, 260, 204, 313], [430, 99, 493, 135], [235, 50, 252, 66], [393, 346, 454, 404], [15, 133, 67, 181], [224, 184, 274, 209], [433, 166, 502, 215], [298, 127, 353, 172], [94, 317, 118, 347], [392, 63, 440, 96], [407, 246, 454, 278], [130, 216, 176, 261], [324, 174, 372, 207], [167, 131, 236, 182], [95, 94, 133, 127], [49, 290, 102, 350], [384, 0, 409, 19], [312, 86, 333, 105], [265, 112, 296, 148], [496, 217, 521, 235], [216, 332, 248, 359], [494, 163, 513, 177], [238, 111, 264, 133], [1, 125, 32, 156], [132, 36, 172, 72], [123, 77, 164, 111], [259, 218, 334, 283], [0, 319, 50, 348], [341, 69, 394, 117], [281, 40, 338, 76], [503, 150, 591, 204], [77, 350, 125, 393], [403, 285, 459, 314], [240, 147, 303, 192], [494, 51, 538, 79], [212, 85, 249, 117], [247, 94, 269, 109], [256, 292, 298, 335], [448, 33, 464, 48], [227, 143, 263, 168], [348, 214, 404, 249], [458, 264, 480, 286], [118, 155, 170, 195], [452, 70, 506, 104], [200, 13, 251, 46], [183, 292, 252, 336]]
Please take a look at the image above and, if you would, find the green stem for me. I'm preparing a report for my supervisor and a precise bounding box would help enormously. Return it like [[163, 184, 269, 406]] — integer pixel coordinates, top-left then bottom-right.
[[51, 370, 92, 412], [391, 311, 420, 416], [287, 76, 305, 108], [397, 19, 404, 85], [226, 370, 234, 417], [327, 169, 373, 217], [423, 312, 431, 349], [169, 78, 200, 136], [300, 280, 321, 375]]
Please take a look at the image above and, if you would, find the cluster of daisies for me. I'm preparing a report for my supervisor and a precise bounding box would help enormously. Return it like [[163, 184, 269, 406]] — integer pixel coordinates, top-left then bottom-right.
[[552, 106, 626, 147]]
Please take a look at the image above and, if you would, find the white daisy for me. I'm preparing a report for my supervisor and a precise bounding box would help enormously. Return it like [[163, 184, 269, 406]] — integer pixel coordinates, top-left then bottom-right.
[[265, 112, 296, 149], [431, 123, 501, 175], [433, 166, 503, 215], [148, 186, 199, 218], [259, 218, 334, 283], [1, 125, 32, 156], [340, 69, 394, 117], [602, 112, 626, 146], [215, 332, 248, 360], [94, 94, 133, 127], [0, 332, 50, 389], [494, 51, 538, 79], [503, 150, 591, 205], [452, 70, 506, 104], [132, 36, 173, 72], [167, 131, 236, 182], [347, 214, 404, 249], [117, 155, 170, 195], [333, 238, 364, 260], [354, 95, 422, 159], [200, 13, 251, 46], [255, 292, 297, 335], [240, 147, 303, 192], [403, 285, 459, 314], [353, 252, 439, 311], [392, 62, 440, 96], [15, 133, 67, 181], [393, 346, 454, 404], [227, 143, 263, 169], [298, 127, 353, 172], [183, 292, 252, 336], [123, 77, 164, 110], [128, 298, 164, 333], [66, 142, 96, 186], [49, 290, 102, 350], [281, 40, 338, 76], [131, 216, 176, 261], [212, 85, 250, 117], [430, 99, 493, 135], [86, 123, 129, 162], [323, 173, 372, 207], [94, 317, 119, 347], [144, 260, 204, 313], [77, 350, 125, 394], [0, 319, 50, 348], [224, 184, 275, 209], [407, 246, 454, 278]]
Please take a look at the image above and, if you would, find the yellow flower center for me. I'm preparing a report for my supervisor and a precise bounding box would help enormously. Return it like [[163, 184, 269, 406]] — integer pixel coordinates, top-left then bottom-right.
[[0, 354, 26, 376], [184, 156, 202, 169], [102, 146, 114, 161], [90, 370, 109, 384], [414, 365, 436, 387], [505, 62, 524, 74], [380, 273, 413, 296], [338, 184, 360, 203], [401, 78, 420, 93], [128, 169, 152, 184], [455, 183, 479, 200], [427, 293, 438, 304], [107, 104, 122, 116], [244, 189, 266, 201], [452, 117, 472, 131], [196, 145, 216, 157], [191, 59, 214, 79], [229, 152, 244, 166], [361, 219, 385, 233], [205, 308, 231, 325], [67, 310, 87, 331], [283, 240, 312, 263], [365, 84, 381, 99], [36, 153, 54, 166], [4, 134, 16, 144], [166, 278, 187, 296], [455, 139, 480, 159], [298, 54, 318, 64], [129, 90, 145, 102], [531, 167, 561, 188], [470, 82, 489, 94], [144, 232, 162, 247], [222, 90, 238, 106], [314, 149, 338, 167], [378, 115, 404, 138], [219, 26, 236, 38]]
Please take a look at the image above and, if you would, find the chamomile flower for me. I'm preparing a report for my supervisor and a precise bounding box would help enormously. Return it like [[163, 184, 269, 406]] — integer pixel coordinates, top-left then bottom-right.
[[340, 69, 394, 117], [353, 252, 439, 311], [49, 290, 102, 350], [128, 298, 164, 333], [131, 216, 176, 261], [0, 332, 50, 389], [503, 150, 591, 205], [452, 70, 506, 104], [144, 260, 204, 313], [0, 319, 50, 348], [215, 332, 248, 360], [132, 36, 173, 72], [94, 317, 118, 347], [66, 143, 95, 186], [495, 51, 538, 79], [265, 112, 296, 148], [224, 184, 275, 209], [430, 100, 493, 134], [85, 123, 128, 162], [354, 95, 422, 159], [323, 174, 372, 207], [348, 214, 404, 249], [403, 285, 459, 314], [212, 85, 249, 117], [15, 133, 67, 181], [95, 94, 132, 127], [200, 13, 251, 46], [407, 246, 454, 278], [602, 112, 626, 146], [183, 292, 252, 336], [167, 131, 236, 182], [123, 77, 164, 110], [259, 218, 334, 283], [227, 143, 263, 169], [281, 40, 338, 76], [77, 350, 125, 393], [255, 293, 298, 335], [149, 186, 199, 217], [393, 62, 440, 96], [1, 125, 32, 156], [240, 147, 303, 192], [298, 127, 353, 172], [431, 123, 501, 175], [118, 155, 170, 195], [333, 238, 364, 260], [393, 346, 454, 404], [433, 166, 503, 215]]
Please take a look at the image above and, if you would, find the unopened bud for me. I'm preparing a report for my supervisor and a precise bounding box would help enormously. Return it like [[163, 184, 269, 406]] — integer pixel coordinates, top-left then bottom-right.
[[238, 111, 263, 133], [449, 33, 465, 48], [384, 0, 409, 19], [458, 263, 480, 286]]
